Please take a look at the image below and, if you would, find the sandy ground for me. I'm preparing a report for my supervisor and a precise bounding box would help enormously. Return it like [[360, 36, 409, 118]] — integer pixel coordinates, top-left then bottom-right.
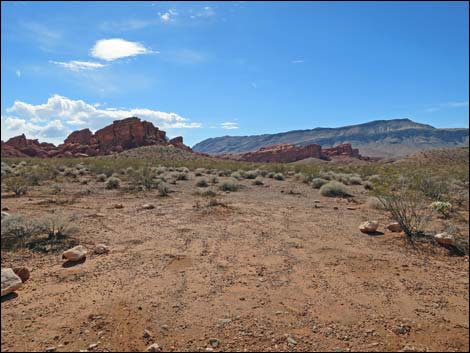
[[1, 174, 469, 352]]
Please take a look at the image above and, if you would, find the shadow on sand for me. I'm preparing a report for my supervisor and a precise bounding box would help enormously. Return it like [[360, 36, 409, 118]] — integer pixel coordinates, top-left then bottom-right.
[[62, 257, 86, 268]]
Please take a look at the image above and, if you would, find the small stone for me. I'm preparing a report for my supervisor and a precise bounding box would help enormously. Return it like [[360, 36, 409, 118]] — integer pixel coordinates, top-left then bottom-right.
[[434, 232, 455, 246], [143, 329, 153, 339], [359, 221, 379, 234], [62, 245, 87, 262], [2, 206, 10, 211], [88, 342, 99, 349], [1, 268, 23, 297], [287, 336, 297, 346], [161, 325, 169, 330], [346, 207, 357, 210], [313, 200, 320, 203], [146, 343, 161, 352], [392, 325, 411, 335], [45, 347, 56, 352], [209, 338, 220, 348], [386, 222, 402, 232], [94, 244, 109, 255], [1, 211, 10, 219], [13, 267, 30, 282], [142, 204, 155, 210], [114, 203, 124, 209]]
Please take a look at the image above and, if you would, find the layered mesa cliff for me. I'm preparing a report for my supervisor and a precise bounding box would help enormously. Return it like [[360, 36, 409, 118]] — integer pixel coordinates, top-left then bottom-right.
[[1, 117, 191, 158]]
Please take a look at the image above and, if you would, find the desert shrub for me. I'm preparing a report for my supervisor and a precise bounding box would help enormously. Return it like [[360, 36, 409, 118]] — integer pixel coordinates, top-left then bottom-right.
[[367, 174, 382, 183], [266, 172, 275, 179], [155, 166, 167, 175], [365, 196, 385, 209], [348, 176, 363, 185], [417, 175, 449, 201], [259, 170, 268, 177], [42, 213, 79, 240], [200, 189, 217, 197], [1, 162, 14, 177], [244, 170, 259, 179], [4, 176, 29, 196], [253, 177, 264, 186], [364, 181, 373, 190], [63, 168, 78, 178], [273, 173, 285, 181], [231, 171, 242, 180], [196, 178, 209, 187], [220, 179, 240, 192], [311, 178, 328, 189], [374, 178, 432, 240], [97, 173, 107, 182], [429, 201, 453, 218], [129, 167, 157, 191], [209, 176, 219, 184], [195, 168, 206, 176], [320, 181, 352, 197], [218, 170, 230, 177], [105, 176, 121, 189], [158, 182, 171, 196], [1, 215, 43, 249], [175, 172, 189, 181]]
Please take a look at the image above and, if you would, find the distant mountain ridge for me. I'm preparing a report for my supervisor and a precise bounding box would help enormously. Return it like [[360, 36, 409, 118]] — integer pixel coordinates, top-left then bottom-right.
[[192, 119, 469, 158]]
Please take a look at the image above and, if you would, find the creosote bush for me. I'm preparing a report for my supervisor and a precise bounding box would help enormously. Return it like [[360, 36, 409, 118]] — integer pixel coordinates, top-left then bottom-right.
[[273, 173, 285, 181], [320, 181, 352, 197], [105, 176, 121, 189], [311, 178, 328, 189], [196, 178, 209, 187], [4, 176, 29, 196], [1, 215, 43, 249], [220, 179, 240, 192]]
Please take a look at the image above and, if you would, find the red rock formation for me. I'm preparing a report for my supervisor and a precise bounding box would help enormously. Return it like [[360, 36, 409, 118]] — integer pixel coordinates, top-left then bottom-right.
[[218, 143, 367, 163], [321, 143, 360, 158], [220, 143, 322, 163], [1, 117, 191, 158]]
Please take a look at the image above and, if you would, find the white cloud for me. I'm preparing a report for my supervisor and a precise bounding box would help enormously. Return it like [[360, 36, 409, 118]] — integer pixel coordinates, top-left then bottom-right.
[[291, 60, 304, 64], [220, 122, 239, 130], [447, 101, 469, 108], [425, 101, 469, 112], [50, 60, 106, 72], [90, 38, 154, 61], [2, 95, 201, 144], [16, 70, 21, 77], [160, 9, 178, 23]]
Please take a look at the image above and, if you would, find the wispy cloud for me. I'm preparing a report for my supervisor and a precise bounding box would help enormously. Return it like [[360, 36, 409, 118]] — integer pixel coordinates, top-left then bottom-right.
[[100, 18, 157, 32], [220, 122, 239, 130], [160, 9, 178, 23], [19, 21, 63, 52], [50, 60, 106, 72], [16, 70, 21, 77], [90, 38, 155, 61], [425, 101, 469, 112], [291, 59, 304, 64], [190, 6, 216, 19]]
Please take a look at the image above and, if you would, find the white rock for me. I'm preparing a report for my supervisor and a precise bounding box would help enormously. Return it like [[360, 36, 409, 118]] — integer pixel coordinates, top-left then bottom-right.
[[146, 343, 161, 352], [1, 268, 23, 296], [94, 244, 109, 255], [434, 232, 455, 246], [1, 211, 10, 220], [141, 204, 155, 210], [386, 222, 402, 232], [62, 245, 87, 262], [359, 221, 379, 234]]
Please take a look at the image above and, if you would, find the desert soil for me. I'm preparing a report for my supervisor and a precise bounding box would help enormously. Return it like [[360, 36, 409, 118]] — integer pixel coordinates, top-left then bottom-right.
[[1, 174, 469, 352]]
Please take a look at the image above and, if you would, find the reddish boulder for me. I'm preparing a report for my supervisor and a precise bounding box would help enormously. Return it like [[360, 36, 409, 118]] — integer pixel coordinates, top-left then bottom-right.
[[64, 129, 93, 145], [222, 143, 322, 163]]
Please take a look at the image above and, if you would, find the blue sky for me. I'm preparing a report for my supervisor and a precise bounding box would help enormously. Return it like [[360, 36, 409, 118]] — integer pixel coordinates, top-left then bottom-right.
[[1, 1, 468, 147]]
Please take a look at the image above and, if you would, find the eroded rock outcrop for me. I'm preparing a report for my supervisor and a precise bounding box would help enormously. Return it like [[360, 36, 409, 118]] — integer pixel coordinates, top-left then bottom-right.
[[217, 142, 367, 163], [1, 117, 191, 158]]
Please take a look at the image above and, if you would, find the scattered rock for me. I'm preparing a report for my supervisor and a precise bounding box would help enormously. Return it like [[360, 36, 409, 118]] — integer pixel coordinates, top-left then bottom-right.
[[434, 232, 455, 246], [146, 343, 161, 352], [94, 244, 109, 255], [45, 347, 56, 352], [392, 324, 411, 335], [287, 336, 297, 346], [13, 267, 30, 282], [209, 338, 220, 348], [346, 207, 357, 210], [143, 329, 153, 339], [1, 206, 9, 211], [1, 268, 23, 297], [114, 203, 124, 209], [386, 222, 402, 232], [88, 342, 99, 350], [62, 245, 87, 262], [141, 204, 155, 210], [1, 211, 10, 219], [359, 221, 379, 234]]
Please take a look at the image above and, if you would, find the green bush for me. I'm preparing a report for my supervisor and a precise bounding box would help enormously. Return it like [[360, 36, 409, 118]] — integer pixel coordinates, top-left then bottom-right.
[[273, 173, 285, 181], [4, 176, 29, 196], [105, 176, 121, 189], [320, 181, 352, 197], [1, 215, 43, 249], [311, 178, 328, 189], [220, 179, 240, 192], [158, 182, 170, 196], [196, 178, 209, 187]]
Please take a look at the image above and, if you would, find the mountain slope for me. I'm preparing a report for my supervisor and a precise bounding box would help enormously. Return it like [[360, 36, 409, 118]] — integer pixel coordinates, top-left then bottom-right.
[[193, 119, 469, 158]]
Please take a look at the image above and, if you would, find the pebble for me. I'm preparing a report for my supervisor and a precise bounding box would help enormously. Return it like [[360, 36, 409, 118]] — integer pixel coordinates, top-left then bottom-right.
[[209, 338, 220, 348], [287, 336, 297, 346], [142, 204, 155, 210], [143, 329, 153, 339], [146, 343, 161, 352]]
